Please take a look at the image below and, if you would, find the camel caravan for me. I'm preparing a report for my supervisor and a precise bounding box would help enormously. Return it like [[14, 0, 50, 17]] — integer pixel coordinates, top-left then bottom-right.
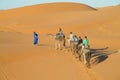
[[54, 28, 91, 67]]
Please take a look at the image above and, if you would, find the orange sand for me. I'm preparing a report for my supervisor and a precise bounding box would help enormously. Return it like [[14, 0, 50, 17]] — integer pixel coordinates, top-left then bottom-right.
[[0, 2, 120, 80]]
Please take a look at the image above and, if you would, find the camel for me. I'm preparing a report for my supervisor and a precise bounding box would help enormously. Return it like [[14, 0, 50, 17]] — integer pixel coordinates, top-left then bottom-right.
[[80, 47, 91, 67], [71, 42, 91, 67], [48, 33, 91, 67], [55, 33, 66, 50]]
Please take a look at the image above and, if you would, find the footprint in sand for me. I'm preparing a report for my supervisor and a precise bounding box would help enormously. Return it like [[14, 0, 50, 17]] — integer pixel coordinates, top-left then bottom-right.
[[114, 49, 120, 54], [118, 49, 120, 53]]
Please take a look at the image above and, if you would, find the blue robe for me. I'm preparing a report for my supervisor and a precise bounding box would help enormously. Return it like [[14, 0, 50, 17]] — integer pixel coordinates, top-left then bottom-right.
[[33, 32, 38, 45]]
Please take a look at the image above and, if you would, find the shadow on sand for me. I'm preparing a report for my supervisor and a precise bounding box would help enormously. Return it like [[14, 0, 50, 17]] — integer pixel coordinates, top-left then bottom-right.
[[90, 47, 117, 67], [38, 44, 49, 46]]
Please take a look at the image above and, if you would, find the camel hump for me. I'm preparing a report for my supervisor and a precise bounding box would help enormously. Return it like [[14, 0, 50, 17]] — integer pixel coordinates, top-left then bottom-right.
[[83, 49, 90, 54]]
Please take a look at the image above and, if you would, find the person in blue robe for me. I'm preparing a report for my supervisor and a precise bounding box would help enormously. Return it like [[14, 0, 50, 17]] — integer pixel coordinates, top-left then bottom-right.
[[33, 32, 38, 45]]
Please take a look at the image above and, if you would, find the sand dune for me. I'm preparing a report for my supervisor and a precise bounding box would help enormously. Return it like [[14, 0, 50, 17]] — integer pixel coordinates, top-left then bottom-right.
[[0, 3, 120, 35], [0, 2, 96, 33], [0, 2, 120, 80]]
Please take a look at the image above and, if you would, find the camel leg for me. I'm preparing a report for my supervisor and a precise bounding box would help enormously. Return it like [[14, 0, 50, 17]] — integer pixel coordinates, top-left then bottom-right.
[[83, 53, 87, 64], [78, 48, 82, 61], [55, 40, 59, 49], [68, 39, 71, 47], [83, 49, 91, 67], [58, 40, 61, 50], [62, 39, 66, 50]]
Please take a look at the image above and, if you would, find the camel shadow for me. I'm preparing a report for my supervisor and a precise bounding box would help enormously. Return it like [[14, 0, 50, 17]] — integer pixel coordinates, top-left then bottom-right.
[[89, 47, 116, 66]]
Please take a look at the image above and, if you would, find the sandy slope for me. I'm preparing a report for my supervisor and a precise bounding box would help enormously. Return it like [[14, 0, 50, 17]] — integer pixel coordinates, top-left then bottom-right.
[[0, 32, 102, 80], [0, 2, 120, 80]]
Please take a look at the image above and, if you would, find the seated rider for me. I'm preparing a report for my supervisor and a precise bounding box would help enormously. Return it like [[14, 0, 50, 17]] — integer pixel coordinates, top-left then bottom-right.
[[55, 28, 64, 40], [58, 28, 63, 36], [68, 32, 74, 47], [77, 36, 83, 49], [74, 35, 78, 45], [83, 36, 89, 48]]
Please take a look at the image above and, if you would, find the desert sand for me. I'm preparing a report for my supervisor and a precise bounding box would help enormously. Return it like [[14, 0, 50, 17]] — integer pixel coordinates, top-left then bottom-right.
[[0, 2, 120, 80]]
